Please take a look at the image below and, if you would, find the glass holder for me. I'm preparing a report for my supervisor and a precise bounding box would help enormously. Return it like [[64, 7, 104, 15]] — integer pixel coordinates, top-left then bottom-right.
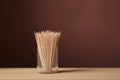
[[37, 46, 58, 73]]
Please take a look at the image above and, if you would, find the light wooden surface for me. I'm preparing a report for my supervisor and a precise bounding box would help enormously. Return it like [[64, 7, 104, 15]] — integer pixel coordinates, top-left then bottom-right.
[[0, 68, 120, 80]]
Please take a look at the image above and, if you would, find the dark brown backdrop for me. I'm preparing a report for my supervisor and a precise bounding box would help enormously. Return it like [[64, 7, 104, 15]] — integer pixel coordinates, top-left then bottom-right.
[[0, 0, 120, 67]]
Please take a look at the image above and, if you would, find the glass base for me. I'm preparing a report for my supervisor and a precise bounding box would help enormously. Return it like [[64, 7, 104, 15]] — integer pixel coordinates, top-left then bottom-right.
[[37, 66, 58, 74]]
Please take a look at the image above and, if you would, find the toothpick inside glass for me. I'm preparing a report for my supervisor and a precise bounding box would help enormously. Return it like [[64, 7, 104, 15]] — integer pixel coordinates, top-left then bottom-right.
[[34, 31, 61, 73]]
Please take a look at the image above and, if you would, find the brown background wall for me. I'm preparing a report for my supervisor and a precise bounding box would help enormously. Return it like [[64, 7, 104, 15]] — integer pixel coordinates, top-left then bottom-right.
[[0, 0, 120, 67]]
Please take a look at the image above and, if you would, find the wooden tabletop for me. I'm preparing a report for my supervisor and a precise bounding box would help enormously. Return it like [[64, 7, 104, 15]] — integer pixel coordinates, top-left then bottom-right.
[[0, 68, 120, 80]]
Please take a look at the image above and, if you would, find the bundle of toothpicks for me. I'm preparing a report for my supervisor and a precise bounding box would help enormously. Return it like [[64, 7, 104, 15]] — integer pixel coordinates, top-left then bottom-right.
[[34, 30, 61, 73]]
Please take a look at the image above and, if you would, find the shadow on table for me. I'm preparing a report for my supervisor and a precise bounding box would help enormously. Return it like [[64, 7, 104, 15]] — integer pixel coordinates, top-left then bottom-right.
[[59, 68, 92, 73]]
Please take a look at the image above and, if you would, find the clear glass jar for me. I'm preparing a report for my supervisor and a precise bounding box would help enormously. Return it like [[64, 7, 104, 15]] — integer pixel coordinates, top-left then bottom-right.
[[37, 46, 58, 73]]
